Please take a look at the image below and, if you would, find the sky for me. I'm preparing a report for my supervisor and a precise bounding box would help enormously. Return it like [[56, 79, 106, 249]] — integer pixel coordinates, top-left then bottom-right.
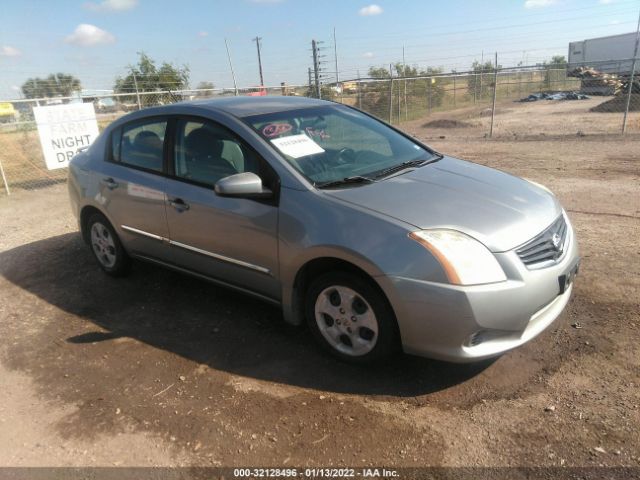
[[0, 0, 639, 99]]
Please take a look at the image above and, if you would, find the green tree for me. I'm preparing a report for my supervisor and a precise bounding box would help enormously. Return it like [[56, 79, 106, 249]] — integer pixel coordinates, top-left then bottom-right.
[[196, 81, 215, 90], [359, 66, 393, 118], [393, 63, 420, 78], [467, 60, 500, 100], [114, 52, 190, 106], [421, 66, 445, 108], [21, 73, 81, 99], [361, 64, 446, 121], [368, 66, 392, 79], [543, 55, 567, 89], [195, 81, 215, 98]]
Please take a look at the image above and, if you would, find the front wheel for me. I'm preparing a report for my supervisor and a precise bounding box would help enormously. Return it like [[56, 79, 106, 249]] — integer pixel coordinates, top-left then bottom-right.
[[305, 272, 399, 363]]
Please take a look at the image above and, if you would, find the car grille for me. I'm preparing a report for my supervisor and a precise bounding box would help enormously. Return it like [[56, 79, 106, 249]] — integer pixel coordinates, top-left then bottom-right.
[[516, 215, 568, 267]]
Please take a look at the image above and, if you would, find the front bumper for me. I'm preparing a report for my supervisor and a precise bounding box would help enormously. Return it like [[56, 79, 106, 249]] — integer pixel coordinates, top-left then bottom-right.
[[380, 216, 580, 363]]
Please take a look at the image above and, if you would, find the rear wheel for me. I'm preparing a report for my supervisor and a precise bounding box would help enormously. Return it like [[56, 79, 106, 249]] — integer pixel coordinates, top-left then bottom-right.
[[86, 213, 130, 277], [305, 272, 399, 363]]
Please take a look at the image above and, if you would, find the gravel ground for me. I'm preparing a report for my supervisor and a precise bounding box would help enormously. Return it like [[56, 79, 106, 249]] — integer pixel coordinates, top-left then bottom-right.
[[0, 133, 638, 471]]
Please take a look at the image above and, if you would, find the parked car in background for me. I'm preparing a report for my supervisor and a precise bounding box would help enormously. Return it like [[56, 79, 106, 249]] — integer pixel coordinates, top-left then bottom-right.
[[67, 96, 579, 363], [11, 102, 33, 122], [0, 102, 17, 123], [246, 87, 267, 97], [95, 97, 117, 113]]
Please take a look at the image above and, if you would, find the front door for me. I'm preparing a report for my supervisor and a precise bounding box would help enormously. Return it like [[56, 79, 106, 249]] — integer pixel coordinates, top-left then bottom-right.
[[164, 117, 280, 300]]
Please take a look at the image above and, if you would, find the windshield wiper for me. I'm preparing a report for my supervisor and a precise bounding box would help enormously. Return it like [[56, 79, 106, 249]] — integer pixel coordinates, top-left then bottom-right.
[[373, 154, 442, 180], [315, 176, 376, 189]]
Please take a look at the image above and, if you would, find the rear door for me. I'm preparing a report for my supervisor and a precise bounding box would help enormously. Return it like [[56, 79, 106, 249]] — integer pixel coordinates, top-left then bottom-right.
[[163, 116, 280, 300], [99, 117, 171, 261]]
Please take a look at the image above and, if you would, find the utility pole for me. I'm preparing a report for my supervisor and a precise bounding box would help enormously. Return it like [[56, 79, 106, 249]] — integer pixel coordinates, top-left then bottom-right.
[[357, 69, 362, 110], [388, 63, 394, 123], [333, 27, 339, 86], [622, 6, 640, 134], [402, 45, 408, 121], [480, 50, 484, 100], [333, 27, 341, 102], [224, 38, 238, 96], [253, 36, 264, 86], [312, 39, 322, 99]]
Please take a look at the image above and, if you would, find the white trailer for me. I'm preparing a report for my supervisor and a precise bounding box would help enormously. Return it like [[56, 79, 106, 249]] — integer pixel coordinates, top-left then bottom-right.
[[568, 32, 638, 75]]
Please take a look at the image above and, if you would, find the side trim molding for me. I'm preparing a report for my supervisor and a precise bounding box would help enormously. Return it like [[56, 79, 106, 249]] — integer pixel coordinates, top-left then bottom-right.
[[120, 224, 271, 276], [168, 239, 272, 275], [121, 225, 165, 241]]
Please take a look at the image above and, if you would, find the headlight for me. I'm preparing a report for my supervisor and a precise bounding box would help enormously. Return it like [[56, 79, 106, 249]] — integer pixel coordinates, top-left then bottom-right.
[[408, 230, 507, 285]]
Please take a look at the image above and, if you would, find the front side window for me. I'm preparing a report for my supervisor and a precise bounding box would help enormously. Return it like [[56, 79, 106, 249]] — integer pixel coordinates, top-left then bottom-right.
[[245, 105, 437, 186], [173, 119, 260, 186], [116, 119, 167, 172]]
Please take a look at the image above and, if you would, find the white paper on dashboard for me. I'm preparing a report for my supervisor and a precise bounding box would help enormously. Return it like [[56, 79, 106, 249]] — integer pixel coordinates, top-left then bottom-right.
[[270, 134, 325, 159]]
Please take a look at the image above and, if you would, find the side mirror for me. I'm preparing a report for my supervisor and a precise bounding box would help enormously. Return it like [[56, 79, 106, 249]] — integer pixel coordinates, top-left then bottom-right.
[[214, 172, 272, 198]]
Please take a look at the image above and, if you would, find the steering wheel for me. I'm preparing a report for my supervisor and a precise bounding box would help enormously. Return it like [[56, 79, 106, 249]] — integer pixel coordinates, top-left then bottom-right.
[[336, 147, 357, 164]]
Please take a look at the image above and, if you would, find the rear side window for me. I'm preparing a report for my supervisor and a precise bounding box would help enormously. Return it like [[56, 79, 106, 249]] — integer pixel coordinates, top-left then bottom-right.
[[110, 127, 121, 162], [113, 119, 167, 173]]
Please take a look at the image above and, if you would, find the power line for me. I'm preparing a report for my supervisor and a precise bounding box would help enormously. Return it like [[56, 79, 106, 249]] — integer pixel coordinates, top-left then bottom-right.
[[339, 3, 640, 40]]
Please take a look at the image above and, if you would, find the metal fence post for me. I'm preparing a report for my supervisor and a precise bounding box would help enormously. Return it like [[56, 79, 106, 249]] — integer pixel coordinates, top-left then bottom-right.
[[622, 64, 637, 134], [0, 158, 10, 195], [474, 73, 477, 104], [397, 81, 401, 123], [451, 76, 455, 108], [622, 11, 640, 134], [428, 78, 432, 115], [489, 52, 499, 138], [404, 78, 408, 122], [132, 72, 142, 110], [388, 78, 394, 124]]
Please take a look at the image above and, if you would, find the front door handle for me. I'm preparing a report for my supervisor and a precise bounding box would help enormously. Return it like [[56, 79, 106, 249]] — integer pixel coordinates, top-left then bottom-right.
[[168, 197, 190, 212], [101, 177, 119, 190]]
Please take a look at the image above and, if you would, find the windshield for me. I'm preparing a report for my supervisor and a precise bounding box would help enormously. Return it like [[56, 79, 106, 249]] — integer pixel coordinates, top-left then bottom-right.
[[245, 105, 437, 186]]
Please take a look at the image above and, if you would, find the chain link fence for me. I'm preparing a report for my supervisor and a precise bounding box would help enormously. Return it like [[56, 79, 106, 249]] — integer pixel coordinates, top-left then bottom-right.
[[0, 59, 638, 195], [336, 59, 639, 138]]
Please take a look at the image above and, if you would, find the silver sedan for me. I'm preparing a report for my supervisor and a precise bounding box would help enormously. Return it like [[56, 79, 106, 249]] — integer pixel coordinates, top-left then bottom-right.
[[68, 96, 579, 363]]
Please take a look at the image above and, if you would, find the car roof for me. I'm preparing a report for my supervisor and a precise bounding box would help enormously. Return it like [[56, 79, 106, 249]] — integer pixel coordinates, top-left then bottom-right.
[[182, 96, 332, 118]]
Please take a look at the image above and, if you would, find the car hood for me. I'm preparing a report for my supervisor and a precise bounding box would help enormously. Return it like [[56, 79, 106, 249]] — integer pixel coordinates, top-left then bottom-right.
[[324, 156, 562, 252]]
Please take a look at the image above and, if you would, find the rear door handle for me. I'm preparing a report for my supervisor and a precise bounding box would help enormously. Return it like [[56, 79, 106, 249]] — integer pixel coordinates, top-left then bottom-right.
[[168, 197, 190, 212], [101, 177, 119, 190]]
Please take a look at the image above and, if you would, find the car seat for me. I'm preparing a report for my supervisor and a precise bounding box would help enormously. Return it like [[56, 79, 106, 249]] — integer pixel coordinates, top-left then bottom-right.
[[184, 128, 237, 183]]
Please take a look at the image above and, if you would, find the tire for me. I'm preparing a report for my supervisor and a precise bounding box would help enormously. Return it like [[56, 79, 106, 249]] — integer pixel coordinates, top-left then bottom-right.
[[86, 213, 131, 277], [305, 271, 400, 363]]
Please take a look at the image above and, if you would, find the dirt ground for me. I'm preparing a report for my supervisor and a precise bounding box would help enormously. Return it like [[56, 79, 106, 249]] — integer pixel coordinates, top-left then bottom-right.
[[411, 96, 640, 139], [0, 132, 639, 471]]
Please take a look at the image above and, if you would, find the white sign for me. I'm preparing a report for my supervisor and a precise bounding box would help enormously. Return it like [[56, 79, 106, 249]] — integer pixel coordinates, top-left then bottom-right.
[[33, 103, 100, 170], [270, 134, 325, 159]]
